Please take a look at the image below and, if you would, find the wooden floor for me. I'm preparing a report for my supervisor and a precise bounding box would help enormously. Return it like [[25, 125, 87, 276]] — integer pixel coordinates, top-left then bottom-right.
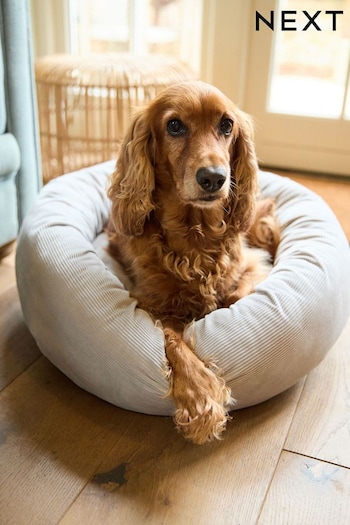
[[1, 173, 349, 524]]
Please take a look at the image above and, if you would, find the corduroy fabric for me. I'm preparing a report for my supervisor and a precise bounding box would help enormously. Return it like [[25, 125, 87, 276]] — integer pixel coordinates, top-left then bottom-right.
[[16, 161, 350, 415]]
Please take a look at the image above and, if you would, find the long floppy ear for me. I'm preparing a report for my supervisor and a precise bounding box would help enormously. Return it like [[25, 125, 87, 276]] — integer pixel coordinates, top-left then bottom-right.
[[227, 109, 259, 232], [108, 109, 155, 236]]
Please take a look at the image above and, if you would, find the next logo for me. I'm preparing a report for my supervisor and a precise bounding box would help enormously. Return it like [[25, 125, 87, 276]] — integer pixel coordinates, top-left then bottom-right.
[[256, 10, 344, 31]]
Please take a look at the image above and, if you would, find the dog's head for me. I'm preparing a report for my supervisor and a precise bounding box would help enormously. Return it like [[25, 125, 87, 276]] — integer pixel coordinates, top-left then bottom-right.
[[108, 81, 258, 236]]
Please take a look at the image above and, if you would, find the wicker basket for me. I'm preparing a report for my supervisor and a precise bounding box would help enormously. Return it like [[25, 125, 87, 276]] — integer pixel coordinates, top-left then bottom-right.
[[35, 54, 195, 183]]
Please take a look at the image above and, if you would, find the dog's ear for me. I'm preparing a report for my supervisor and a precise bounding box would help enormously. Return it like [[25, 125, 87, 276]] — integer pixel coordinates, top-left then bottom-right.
[[108, 109, 155, 236], [226, 110, 258, 232]]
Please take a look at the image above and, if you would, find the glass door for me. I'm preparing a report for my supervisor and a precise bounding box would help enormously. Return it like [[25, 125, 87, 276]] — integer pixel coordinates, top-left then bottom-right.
[[245, 0, 350, 176]]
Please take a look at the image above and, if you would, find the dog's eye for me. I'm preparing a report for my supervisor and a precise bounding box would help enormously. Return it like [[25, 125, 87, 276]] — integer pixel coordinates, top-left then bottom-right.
[[167, 119, 187, 137], [219, 118, 233, 136]]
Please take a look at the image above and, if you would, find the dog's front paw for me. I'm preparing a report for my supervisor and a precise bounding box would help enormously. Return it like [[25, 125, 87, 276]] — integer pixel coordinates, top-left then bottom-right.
[[173, 377, 234, 445], [164, 328, 234, 444]]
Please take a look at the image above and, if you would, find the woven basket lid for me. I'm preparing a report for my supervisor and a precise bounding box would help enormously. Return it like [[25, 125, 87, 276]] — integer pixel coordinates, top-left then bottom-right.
[[35, 53, 196, 88]]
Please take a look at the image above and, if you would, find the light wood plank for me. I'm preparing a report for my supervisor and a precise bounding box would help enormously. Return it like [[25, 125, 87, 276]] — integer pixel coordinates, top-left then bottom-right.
[[258, 451, 350, 525], [0, 241, 16, 264], [0, 285, 41, 391], [285, 318, 350, 468], [0, 357, 155, 525], [0, 242, 16, 293], [0, 263, 16, 296], [59, 382, 304, 525]]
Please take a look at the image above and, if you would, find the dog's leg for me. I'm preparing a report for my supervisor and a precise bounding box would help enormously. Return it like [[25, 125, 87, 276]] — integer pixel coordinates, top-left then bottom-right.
[[163, 327, 234, 444], [246, 198, 280, 259]]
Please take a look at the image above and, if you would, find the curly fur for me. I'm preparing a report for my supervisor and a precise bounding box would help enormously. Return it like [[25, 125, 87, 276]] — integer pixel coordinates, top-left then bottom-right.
[[107, 81, 280, 444]]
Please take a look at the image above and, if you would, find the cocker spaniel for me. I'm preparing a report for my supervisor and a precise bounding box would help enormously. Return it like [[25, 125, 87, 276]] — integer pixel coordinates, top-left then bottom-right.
[[107, 81, 279, 444]]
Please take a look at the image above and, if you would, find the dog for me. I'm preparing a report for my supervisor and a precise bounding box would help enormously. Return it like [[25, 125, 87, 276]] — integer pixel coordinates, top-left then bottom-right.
[[107, 81, 280, 444]]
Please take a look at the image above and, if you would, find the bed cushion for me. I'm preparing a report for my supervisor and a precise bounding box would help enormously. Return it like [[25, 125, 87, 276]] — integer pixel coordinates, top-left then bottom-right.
[[16, 161, 350, 415]]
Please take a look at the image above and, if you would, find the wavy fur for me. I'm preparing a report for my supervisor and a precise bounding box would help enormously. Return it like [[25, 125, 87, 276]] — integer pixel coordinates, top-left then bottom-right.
[[107, 81, 280, 444]]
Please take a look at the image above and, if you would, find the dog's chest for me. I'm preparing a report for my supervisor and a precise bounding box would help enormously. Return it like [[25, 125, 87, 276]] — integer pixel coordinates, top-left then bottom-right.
[[130, 228, 243, 323], [160, 245, 241, 319]]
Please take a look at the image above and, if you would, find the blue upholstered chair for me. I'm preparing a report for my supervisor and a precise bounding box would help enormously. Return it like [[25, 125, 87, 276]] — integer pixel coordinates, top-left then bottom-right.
[[0, 0, 41, 258]]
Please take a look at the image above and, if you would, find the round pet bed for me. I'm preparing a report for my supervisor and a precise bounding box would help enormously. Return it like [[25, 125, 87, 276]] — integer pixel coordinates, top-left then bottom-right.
[[16, 161, 350, 415]]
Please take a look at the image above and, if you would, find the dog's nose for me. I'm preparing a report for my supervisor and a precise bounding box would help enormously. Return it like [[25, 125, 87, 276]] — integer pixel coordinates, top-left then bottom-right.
[[196, 167, 227, 192]]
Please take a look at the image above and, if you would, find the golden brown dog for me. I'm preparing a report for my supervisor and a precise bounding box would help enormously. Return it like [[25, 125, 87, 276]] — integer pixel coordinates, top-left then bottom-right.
[[108, 81, 279, 444]]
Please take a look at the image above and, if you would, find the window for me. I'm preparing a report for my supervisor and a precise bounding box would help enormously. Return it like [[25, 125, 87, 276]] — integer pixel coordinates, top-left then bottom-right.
[[268, 0, 350, 119], [68, 0, 203, 74]]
